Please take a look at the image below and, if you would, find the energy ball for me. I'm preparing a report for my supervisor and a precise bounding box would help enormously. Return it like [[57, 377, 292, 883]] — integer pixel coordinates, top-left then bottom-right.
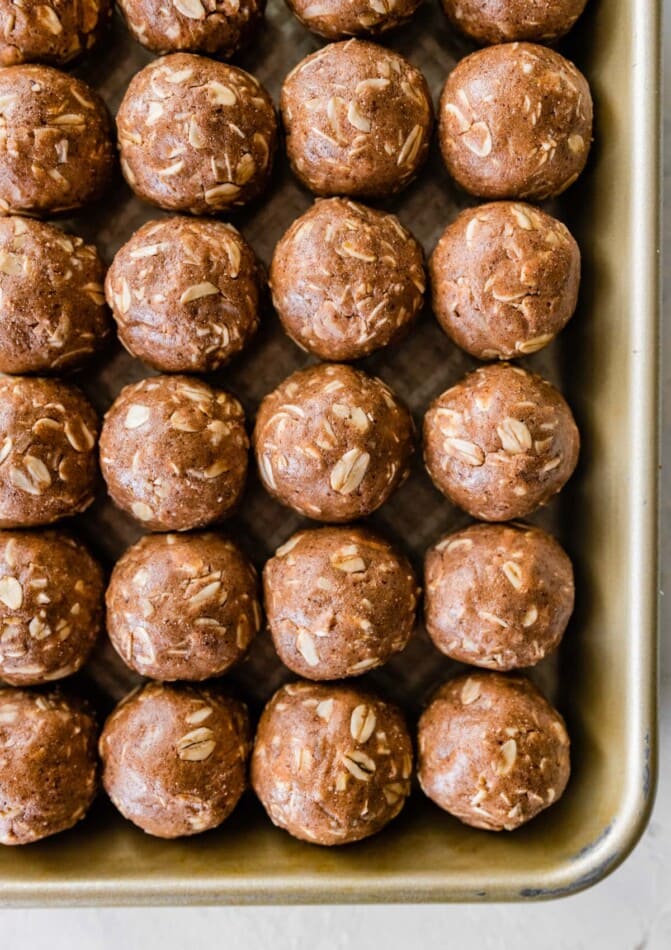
[[0, 530, 104, 686], [423, 363, 579, 521], [438, 43, 592, 200], [270, 198, 425, 361], [424, 522, 574, 670], [117, 0, 264, 58], [0, 0, 112, 67], [418, 672, 570, 831], [0, 377, 99, 529], [253, 363, 414, 522], [430, 202, 580, 360], [99, 375, 248, 532], [105, 216, 262, 374], [0, 65, 114, 216], [440, 0, 588, 46], [251, 681, 413, 845], [100, 682, 250, 838], [0, 216, 110, 374], [106, 532, 262, 681], [263, 526, 419, 679], [285, 0, 422, 39], [0, 688, 97, 845], [281, 40, 433, 199], [117, 53, 277, 215]]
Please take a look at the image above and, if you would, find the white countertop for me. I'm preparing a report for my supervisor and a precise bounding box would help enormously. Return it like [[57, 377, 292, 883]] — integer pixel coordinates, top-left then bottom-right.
[[1, 6, 670, 947]]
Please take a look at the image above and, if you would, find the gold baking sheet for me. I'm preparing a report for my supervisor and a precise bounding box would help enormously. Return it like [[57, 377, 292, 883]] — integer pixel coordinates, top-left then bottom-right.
[[0, 0, 660, 903]]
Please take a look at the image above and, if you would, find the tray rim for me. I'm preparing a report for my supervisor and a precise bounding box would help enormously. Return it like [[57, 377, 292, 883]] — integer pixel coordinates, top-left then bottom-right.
[[0, 0, 661, 906]]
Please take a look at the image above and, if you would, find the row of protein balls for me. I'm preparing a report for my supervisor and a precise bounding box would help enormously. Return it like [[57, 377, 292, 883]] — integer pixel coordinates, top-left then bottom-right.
[[0, 515, 574, 688], [0, 357, 579, 532], [0, 0, 591, 68], [0, 671, 570, 846], [0, 194, 581, 377], [0, 37, 593, 218]]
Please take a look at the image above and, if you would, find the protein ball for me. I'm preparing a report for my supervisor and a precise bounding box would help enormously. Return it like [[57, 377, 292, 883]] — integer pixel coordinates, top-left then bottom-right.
[[0, 377, 99, 529], [438, 43, 592, 200], [281, 40, 433, 198], [264, 526, 419, 679], [117, 0, 264, 58], [0, 0, 112, 67], [430, 202, 580, 360], [285, 0, 422, 39], [418, 672, 570, 831], [424, 522, 574, 670], [99, 375, 248, 532], [253, 363, 414, 522], [0, 688, 97, 845], [251, 681, 413, 845], [423, 363, 579, 521], [440, 0, 588, 45], [0, 65, 114, 216], [105, 216, 262, 373], [0, 530, 103, 686], [270, 198, 425, 361], [100, 682, 250, 838], [117, 53, 277, 215], [0, 217, 110, 374], [106, 532, 262, 681]]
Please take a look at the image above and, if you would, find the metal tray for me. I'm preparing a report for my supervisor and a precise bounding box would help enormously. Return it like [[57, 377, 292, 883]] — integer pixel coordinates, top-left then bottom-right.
[[0, 0, 660, 904]]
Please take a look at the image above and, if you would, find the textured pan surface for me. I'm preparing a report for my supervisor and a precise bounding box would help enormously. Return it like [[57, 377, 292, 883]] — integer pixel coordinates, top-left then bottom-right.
[[0, 0, 660, 903]]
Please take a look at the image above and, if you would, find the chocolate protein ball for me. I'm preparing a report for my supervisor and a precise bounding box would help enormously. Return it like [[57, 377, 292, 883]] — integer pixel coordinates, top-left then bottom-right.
[[253, 363, 414, 522], [100, 682, 250, 838], [0, 216, 110, 374], [424, 522, 574, 670], [106, 532, 261, 681], [0, 377, 99, 529], [251, 681, 413, 845], [0, 0, 112, 66], [418, 672, 570, 831], [0, 688, 97, 845], [0, 65, 114, 216], [430, 202, 580, 360], [106, 216, 262, 373], [441, 0, 588, 45], [118, 0, 264, 57], [285, 0, 422, 39], [423, 363, 579, 521], [99, 375, 248, 532], [281, 40, 433, 198], [438, 43, 593, 200], [270, 198, 425, 361], [117, 53, 277, 215], [0, 530, 103, 686], [263, 526, 419, 679]]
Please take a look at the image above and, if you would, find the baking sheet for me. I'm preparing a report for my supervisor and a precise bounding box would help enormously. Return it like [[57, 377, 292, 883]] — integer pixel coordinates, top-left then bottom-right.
[[0, 0, 660, 903]]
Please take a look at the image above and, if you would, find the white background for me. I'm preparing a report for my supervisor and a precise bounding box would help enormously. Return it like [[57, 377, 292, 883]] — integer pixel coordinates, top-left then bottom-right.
[[1, 5, 669, 948]]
